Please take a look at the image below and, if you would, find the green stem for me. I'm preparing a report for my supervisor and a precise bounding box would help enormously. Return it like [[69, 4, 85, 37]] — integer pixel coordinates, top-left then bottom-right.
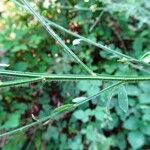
[[21, 0, 94, 75], [45, 19, 150, 69], [0, 77, 43, 88], [0, 110, 60, 138], [0, 82, 121, 138], [1, 70, 150, 82], [12, 0, 150, 70], [75, 81, 122, 106]]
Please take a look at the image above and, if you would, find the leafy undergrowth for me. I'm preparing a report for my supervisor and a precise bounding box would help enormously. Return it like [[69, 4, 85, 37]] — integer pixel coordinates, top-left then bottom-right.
[[0, 0, 150, 149]]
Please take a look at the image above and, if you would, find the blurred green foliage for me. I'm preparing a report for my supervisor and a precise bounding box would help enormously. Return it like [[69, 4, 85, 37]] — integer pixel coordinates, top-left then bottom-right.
[[0, 0, 150, 149]]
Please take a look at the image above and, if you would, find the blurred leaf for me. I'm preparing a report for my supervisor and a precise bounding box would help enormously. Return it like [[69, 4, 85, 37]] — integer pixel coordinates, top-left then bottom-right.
[[104, 61, 117, 74], [3, 113, 20, 129], [126, 85, 141, 96], [139, 82, 150, 93], [73, 109, 91, 123], [43, 126, 59, 141], [142, 110, 150, 121], [68, 135, 83, 150], [118, 84, 128, 113], [93, 106, 105, 121], [133, 38, 143, 58], [12, 44, 28, 52], [139, 93, 150, 104], [140, 123, 150, 136], [123, 116, 139, 130], [77, 81, 102, 96], [128, 131, 145, 149], [85, 125, 96, 141], [14, 62, 28, 71]]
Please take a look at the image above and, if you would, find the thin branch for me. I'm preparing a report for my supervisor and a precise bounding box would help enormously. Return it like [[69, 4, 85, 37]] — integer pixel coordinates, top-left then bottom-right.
[[0, 70, 150, 85], [21, 0, 95, 76], [89, 11, 105, 32], [45, 19, 150, 69], [0, 82, 121, 138], [0, 109, 63, 138], [75, 81, 122, 106], [0, 77, 43, 88], [13, 0, 150, 71]]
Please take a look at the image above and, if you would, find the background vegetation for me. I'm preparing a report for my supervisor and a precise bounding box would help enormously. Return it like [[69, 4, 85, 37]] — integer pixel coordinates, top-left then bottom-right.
[[0, 0, 150, 149]]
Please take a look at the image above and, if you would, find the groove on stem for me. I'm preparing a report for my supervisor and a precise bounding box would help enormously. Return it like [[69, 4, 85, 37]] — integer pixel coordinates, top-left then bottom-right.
[[1, 70, 150, 84]]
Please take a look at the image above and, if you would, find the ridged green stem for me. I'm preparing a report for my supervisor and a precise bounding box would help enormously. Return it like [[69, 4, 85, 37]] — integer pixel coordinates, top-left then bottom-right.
[[1, 70, 150, 82]]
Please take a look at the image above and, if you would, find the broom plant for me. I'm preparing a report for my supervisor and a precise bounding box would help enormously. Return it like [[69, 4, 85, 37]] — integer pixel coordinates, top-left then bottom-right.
[[0, 0, 150, 138]]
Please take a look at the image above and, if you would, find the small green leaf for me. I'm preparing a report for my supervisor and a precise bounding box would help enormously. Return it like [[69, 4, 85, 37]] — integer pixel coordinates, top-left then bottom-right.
[[3, 113, 20, 129], [133, 38, 143, 57], [72, 97, 87, 103], [126, 85, 141, 96], [139, 93, 150, 104], [128, 131, 145, 149], [93, 106, 105, 121], [14, 62, 28, 71], [54, 104, 74, 113], [73, 109, 90, 123], [118, 84, 128, 113], [77, 81, 101, 96], [123, 116, 139, 130], [141, 123, 150, 136]]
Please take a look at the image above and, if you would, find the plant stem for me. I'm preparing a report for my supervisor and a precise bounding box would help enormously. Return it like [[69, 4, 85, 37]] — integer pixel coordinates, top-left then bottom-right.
[[1, 70, 150, 82], [13, 0, 150, 70], [21, 0, 94, 75], [0, 82, 121, 138], [45, 19, 150, 69], [0, 77, 43, 88], [75, 81, 123, 106], [0, 110, 60, 138]]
